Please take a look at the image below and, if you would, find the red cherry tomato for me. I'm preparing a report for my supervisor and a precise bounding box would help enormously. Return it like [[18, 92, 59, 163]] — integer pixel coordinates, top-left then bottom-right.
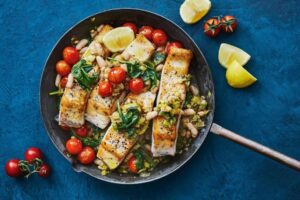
[[24, 147, 43, 163], [123, 22, 137, 34], [77, 147, 95, 165], [138, 26, 154, 40], [63, 46, 80, 65], [108, 67, 126, 84], [98, 81, 113, 97], [128, 156, 138, 173], [152, 29, 168, 46], [66, 138, 82, 155], [60, 125, 70, 131], [74, 124, 88, 137], [221, 15, 237, 33], [166, 41, 183, 54], [203, 18, 221, 37], [56, 60, 71, 76], [60, 77, 68, 88], [38, 164, 51, 178], [129, 78, 144, 94], [5, 159, 22, 177]]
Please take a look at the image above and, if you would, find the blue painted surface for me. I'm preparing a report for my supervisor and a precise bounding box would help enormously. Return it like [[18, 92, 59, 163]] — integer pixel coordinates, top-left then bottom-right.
[[0, 0, 299, 199]]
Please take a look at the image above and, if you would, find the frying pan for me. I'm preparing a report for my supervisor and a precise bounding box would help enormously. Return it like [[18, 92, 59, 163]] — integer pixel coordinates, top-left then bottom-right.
[[40, 8, 300, 184]]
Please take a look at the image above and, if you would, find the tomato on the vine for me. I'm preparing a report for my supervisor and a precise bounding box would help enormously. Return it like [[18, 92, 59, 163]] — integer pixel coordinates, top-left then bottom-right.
[[129, 78, 144, 94], [5, 159, 22, 177], [108, 67, 126, 84], [203, 18, 221, 37], [77, 147, 95, 165], [56, 60, 71, 76], [152, 29, 168, 46], [221, 15, 237, 33], [38, 164, 51, 178], [166, 41, 183, 54], [63, 47, 80, 65], [138, 26, 154, 41], [66, 138, 82, 155], [24, 147, 43, 163], [74, 124, 88, 137], [123, 22, 137, 34], [98, 81, 113, 97]]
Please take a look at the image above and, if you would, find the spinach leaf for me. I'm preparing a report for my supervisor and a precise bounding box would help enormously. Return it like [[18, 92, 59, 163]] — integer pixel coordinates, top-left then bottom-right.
[[71, 60, 98, 91], [183, 91, 193, 108], [152, 51, 166, 66], [143, 62, 158, 88], [116, 102, 140, 138], [71, 128, 101, 149], [127, 62, 143, 78]]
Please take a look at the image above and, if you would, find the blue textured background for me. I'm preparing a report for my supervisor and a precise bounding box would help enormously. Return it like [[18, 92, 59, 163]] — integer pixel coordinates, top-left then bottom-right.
[[1, 0, 299, 199]]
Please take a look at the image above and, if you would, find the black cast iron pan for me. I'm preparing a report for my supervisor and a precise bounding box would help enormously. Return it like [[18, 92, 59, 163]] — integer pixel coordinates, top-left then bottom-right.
[[40, 8, 300, 184]]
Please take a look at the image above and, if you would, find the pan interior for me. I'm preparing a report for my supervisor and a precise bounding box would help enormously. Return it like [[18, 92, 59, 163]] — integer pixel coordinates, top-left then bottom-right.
[[40, 8, 215, 184]]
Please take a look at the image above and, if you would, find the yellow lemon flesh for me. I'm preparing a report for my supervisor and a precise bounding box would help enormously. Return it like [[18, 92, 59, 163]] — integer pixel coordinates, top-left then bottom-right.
[[180, 0, 211, 24], [218, 43, 251, 68], [226, 60, 257, 88], [103, 27, 135, 52]]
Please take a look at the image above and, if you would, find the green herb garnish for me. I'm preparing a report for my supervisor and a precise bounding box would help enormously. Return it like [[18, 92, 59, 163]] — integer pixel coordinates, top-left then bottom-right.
[[183, 91, 193, 109], [116, 101, 140, 138], [49, 89, 64, 96], [71, 59, 98, 91], [71, 128, 101, 149], [152, 51, 166, 66]]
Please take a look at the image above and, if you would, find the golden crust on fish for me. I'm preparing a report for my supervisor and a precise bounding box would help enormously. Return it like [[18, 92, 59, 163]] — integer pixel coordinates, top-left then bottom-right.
[[85, 84, 118, 129], [97, 91, 156, 169], [122, 34, 155, 62], [59, 84, 89, 128], [152, 47, 193, 157]]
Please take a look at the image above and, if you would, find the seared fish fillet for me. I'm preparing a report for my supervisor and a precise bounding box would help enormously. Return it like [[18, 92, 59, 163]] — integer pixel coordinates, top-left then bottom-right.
[[59, 84, 89, 128], [97, 91, 156, 169], [85, 84, 119, 129], [152, 47, 193, 157], [122, 34, 155, 62]]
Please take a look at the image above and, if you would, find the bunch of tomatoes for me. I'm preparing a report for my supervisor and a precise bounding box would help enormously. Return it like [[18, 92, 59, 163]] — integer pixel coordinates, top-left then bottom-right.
[[98, 22, 183, 97], [55, 46, 80, 87], [65, 125, 96, 165], [5, 147, 50, 178], [203, 15, 237, 37]]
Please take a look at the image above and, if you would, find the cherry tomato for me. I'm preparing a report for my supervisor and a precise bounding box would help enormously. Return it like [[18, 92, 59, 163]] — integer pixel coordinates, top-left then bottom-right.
[[66, 138, 82, 155], [152, 29, 168, 46], [60, 77, 68, 88], [60, 125, 70, 131], [138, 26, 154, 41], [98, 81, 113, 97], [221, 15, 237, 33], [38, 164, 51, 178], [128, 156, 139, 173], [56, 60, 71, 76], [166, 41, 183, 54], [24, 147, 43, 163], [129, 78, 144, 94], [74, 124, 88, 137], [108, 67, 126, 84], [203, 18, 221, 37], [123, 22, 137, 34], [62, 46, 80, 65], [5, 159, 22, 177], [77, 147, 95, 165]]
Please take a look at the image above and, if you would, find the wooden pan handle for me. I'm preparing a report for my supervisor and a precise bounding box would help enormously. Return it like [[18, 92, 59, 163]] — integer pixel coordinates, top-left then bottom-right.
[[210, 123, 300, 171]]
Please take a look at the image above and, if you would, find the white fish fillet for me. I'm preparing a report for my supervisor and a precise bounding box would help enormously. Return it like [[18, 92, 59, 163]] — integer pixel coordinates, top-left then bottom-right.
[[151, 47, 193, 157], [58, 84, 89, 128], [97, 91, 156, 169], [122, 34, 155, 62]]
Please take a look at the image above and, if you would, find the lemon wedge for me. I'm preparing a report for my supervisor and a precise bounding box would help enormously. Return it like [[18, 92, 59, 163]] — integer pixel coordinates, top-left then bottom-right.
[[218, 43, 251, 68], [180, 0, 211, 24], [226, 60, 257, 88], [103, 27, 135, 52]]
